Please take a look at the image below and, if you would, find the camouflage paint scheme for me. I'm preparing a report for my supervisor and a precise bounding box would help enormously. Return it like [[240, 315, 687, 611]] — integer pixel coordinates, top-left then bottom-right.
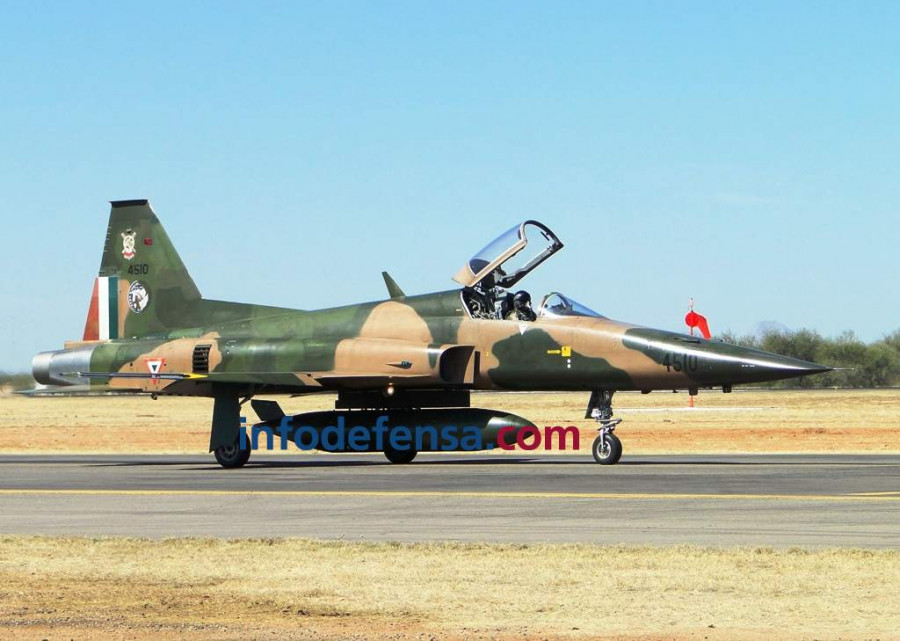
[[33, 201, 830, 462]]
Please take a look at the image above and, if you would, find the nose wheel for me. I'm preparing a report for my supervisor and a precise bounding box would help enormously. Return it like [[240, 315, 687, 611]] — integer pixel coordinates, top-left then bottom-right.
[[592, 431, 622, 464], [587, 390, 623, 465]]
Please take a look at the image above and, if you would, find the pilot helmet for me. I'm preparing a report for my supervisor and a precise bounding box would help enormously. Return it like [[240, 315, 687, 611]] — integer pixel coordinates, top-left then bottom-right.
[[513, 290, 532, 307]]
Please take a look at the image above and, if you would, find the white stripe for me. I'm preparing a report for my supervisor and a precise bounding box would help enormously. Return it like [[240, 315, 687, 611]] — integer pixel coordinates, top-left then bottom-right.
[[98, 277, 110, 340], [628, 336, 816, 370]]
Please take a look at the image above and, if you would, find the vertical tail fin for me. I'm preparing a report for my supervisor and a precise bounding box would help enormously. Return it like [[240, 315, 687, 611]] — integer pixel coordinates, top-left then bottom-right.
[[83, 200, 203, 339]]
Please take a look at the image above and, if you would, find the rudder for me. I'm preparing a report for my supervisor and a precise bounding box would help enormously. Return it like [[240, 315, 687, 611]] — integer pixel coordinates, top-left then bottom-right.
[[83, 200, 202, 339]]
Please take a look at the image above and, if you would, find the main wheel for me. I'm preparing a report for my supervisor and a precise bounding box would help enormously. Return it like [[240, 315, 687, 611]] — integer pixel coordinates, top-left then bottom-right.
[[384, 446, 417, 464], [215, 439, 251, 468], [592, 432, 622, 465]]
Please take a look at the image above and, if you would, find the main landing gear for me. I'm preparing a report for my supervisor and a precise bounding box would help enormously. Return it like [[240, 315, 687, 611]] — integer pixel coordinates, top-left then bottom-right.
[[587, 390, 623, 465], [214, 438, 251, 469]]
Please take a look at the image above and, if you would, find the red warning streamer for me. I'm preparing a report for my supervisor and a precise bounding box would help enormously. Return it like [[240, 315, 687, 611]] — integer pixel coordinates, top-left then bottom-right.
[[685, 305, 712, 340]]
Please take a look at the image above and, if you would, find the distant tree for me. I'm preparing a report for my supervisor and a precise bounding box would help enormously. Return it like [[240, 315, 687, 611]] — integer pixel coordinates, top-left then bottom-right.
[[754, 329, 823, 388], [718, 330, 758, 349], [716, 328, 900, 388], [817, 331, 868, 388], [882, 329, 900, 355], [859, 343, 900, 388], [759, 328, 824, 364]]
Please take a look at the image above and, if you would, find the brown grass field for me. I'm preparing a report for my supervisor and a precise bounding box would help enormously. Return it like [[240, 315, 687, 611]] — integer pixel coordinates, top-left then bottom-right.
[[1, 537, 898, 640], [1, 388, 897, 454], [1, 390, 898, 639]]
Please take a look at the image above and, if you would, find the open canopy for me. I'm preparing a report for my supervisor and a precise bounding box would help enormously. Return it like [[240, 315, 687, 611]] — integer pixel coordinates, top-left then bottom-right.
[[452, 220, 563, 289]]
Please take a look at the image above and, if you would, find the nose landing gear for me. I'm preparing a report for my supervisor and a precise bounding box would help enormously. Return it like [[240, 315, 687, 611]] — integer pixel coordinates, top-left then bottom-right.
[[587, 390, 623, 465]]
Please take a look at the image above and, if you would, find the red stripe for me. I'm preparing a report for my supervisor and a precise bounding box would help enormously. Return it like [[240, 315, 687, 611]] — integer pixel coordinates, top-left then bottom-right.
[[83, 278, 100, 340]]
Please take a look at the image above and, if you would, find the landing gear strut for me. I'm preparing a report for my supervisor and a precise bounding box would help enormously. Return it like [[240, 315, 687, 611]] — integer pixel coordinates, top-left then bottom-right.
[[587, 390, 623, 465], [209, 386, 252, 469]]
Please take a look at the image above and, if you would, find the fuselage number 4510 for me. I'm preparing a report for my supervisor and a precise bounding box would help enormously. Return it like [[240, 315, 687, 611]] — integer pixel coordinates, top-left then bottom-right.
[[662, 352, 698, 373]]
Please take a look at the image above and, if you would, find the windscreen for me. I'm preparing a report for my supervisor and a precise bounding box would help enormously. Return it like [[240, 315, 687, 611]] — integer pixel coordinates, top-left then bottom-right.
[[538, 292, 605, 319]]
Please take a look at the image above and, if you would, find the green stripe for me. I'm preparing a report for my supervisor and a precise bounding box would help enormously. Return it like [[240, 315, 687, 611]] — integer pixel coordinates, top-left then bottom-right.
[[108, 276, 119, 339]]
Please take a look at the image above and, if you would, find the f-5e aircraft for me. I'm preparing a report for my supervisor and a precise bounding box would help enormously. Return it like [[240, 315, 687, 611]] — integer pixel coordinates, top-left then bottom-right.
[[32, 201, 830, 466]]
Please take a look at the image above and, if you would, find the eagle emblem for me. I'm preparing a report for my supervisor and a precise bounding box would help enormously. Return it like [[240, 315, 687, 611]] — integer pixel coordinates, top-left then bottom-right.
[[121, 230, 137, 260]]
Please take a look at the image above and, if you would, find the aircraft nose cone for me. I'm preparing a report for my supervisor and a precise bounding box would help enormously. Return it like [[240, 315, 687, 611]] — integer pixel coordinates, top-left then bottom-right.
[[621, 328, 832, 387], [755, 354, 831, 376], [708, 344, 832, 384]]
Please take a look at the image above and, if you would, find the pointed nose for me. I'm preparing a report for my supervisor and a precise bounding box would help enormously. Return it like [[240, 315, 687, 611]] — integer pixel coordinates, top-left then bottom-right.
[[621, 328, 832, 388], [704, 343, 832, 384], [748, 352, 831, 378]]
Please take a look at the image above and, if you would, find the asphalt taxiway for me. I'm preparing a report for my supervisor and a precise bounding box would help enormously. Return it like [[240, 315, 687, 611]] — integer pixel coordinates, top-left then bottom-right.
[[0, 454, 897, 547]]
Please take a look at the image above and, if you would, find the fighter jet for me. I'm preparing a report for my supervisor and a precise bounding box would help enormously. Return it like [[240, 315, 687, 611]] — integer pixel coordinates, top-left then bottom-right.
[[32, 201, 830, 466]]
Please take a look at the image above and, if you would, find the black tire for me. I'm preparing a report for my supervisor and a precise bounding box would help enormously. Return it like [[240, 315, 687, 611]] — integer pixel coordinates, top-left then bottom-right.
[[592, 433, 622, 465], [215, 439, 251, 468], [384, 446, 417, 464]]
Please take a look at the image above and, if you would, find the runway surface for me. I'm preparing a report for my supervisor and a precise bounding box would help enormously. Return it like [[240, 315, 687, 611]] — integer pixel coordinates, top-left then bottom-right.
[[0, 453, 898, 547]]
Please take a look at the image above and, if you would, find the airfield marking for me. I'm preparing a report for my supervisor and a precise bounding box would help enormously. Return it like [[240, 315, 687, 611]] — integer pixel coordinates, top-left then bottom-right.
[[0, 489, 898, 503], [616, 407, 774, 413], [849, 491, 900, 496]]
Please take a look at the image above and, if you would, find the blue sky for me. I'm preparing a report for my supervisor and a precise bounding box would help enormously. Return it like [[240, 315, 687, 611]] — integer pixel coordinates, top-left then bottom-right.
[[1, 1, 898, 371]]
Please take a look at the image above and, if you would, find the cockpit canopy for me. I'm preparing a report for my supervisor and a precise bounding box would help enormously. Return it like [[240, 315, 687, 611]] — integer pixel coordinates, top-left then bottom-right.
[[453, 220, 563, 289], [537, 292, 605, 319]]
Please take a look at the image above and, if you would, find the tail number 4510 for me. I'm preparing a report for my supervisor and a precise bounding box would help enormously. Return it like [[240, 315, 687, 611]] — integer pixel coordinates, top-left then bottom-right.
[[662, 352, 698, 373]]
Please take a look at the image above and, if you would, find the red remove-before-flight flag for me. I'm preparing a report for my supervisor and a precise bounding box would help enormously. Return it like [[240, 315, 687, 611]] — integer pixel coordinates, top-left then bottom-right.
[[685, 300, 712, 339]]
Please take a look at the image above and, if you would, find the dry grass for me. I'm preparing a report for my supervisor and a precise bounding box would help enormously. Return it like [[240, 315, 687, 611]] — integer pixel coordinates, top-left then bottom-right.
[[0, 536, 898, 640], [1, 389, 898, 454]]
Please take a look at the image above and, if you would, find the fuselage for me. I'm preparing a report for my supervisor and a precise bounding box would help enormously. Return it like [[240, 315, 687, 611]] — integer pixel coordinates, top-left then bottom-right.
[[33, 288, 829, 397], [29, 201, 834, 467]]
